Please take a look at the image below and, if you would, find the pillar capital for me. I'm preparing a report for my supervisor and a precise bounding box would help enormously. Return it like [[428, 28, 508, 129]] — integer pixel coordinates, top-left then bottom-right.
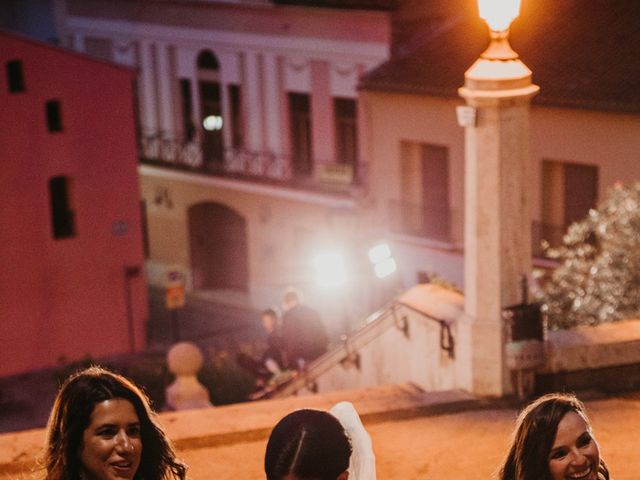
[[459, 58, 539, 106]]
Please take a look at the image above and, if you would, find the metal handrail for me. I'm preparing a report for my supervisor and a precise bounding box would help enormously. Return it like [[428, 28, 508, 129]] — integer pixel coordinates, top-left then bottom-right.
[[263, 298, 457, 399], [392, 301, 455, 359]]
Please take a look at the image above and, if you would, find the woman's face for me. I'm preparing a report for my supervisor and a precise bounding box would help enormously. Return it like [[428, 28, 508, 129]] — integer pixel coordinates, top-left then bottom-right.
[[548, 411, 600, 480], [79, 398, 143, 480]]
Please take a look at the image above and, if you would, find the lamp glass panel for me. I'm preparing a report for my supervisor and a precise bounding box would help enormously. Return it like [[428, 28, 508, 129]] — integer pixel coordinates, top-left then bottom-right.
[[478, 0, 521, 31]]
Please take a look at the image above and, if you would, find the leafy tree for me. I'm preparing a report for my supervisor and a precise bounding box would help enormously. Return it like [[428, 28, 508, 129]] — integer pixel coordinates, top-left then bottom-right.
[[542, 183, 640, 329]]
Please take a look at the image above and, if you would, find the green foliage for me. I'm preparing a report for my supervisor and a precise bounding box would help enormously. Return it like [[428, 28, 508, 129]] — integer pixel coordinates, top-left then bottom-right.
[[52, 348, 257, 410], [198, 351, 256, 405], [120, 355, 172, 411], [543, 183, 640, 329]]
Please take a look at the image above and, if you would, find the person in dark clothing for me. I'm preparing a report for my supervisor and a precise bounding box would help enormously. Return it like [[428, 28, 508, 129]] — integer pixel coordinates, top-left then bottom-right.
[[260, 307, 286, 372], [237, 308, 286, 383], [281, 288, 329, 369]]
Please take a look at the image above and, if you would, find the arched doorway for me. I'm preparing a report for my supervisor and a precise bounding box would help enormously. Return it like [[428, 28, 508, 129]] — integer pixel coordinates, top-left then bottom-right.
[[188, 202, 248, 291]]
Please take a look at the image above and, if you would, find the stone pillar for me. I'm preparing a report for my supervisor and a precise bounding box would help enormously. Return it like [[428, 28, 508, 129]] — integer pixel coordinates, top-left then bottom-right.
[[138, 40, 158, 136], [310, 60, 334, 169], [459, 53, 539, 396], [263, 53, 283, 156], [244, 51, 263, 153], [155, 42, 175, 139]]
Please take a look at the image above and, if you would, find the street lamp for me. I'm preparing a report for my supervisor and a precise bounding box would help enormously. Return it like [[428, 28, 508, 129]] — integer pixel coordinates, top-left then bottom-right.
[[458, 0, 539, 396], [478, 0, 521, 33]]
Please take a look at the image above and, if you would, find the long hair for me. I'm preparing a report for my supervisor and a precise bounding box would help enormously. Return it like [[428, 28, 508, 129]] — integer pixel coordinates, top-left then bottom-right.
[[498, 393, 609, 480], [265, 409, 352, 480], [44, 366, 187, 480]]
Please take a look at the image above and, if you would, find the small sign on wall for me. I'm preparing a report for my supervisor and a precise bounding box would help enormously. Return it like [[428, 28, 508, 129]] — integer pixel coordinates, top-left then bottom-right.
[[317, 163, 354, 185], [112, 220, 129, 236], [165, 266, 186, 310], [165, 286, 185, 309]]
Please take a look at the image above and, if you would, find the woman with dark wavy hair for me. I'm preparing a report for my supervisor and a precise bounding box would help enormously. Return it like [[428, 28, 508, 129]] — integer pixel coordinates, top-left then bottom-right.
[[498, 393, 610, 480], [44, 366, 187, 480]]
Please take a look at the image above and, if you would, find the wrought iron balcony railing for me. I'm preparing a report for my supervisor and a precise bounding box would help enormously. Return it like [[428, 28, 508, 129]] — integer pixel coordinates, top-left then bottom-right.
[[138, 132, 365, 193], [389, 200, 566, 258]]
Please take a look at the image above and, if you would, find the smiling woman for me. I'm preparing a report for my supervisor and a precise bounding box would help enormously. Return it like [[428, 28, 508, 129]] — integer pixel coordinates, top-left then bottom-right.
[[43, 366, 187, 480], [498, 393, 611, 480]]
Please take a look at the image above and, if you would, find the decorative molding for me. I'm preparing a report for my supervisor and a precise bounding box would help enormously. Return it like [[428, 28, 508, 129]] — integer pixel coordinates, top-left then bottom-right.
[[65, 16, 389, 62], [287, 58, 309, 73], [332, 63, 357, 77]]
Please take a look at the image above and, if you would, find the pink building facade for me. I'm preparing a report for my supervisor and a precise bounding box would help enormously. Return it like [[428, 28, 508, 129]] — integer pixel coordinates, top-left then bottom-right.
[[0, 30, 147, 376], [59, 1, 393, 329]]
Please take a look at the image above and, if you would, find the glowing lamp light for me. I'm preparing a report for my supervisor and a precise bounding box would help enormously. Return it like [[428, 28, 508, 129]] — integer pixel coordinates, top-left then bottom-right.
[[374, 258, 397, 279], [203, 115, 223, 131], [478, 0, 521, 31], [313, 251, 347, 288], [368, 243, 391, 265]]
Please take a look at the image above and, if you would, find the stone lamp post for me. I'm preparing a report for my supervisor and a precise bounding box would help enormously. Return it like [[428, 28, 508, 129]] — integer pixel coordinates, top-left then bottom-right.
[[458, 0, 539, 396]]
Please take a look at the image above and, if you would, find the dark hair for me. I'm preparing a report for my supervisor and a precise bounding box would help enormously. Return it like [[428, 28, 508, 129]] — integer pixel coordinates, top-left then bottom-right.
[[498, 393, 609, 480], [44, 366, 187, 480], [265, 409, 352, 480], [283, 288, 300, 305], [262, 308, 279, 320]]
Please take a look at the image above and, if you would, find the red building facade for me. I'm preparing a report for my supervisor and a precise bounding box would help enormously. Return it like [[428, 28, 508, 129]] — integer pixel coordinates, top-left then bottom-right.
[[0, 30, 147, 376]]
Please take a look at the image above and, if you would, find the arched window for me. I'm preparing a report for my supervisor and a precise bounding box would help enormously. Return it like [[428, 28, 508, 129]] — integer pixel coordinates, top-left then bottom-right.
[[196, 50, 223, 165], [197, 50, 219, 71]]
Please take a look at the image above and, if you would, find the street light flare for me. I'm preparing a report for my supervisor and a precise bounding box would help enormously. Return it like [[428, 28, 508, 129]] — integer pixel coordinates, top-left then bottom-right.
[[368, 243, 391, 264], [374, 258, 397, 279], [313, 251, 347, 288], [478, 0, 521, 31]]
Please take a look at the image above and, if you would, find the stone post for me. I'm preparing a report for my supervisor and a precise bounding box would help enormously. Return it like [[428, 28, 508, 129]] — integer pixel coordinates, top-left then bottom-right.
[[165, 342, 212, 410], [459, 44, 539, 396]]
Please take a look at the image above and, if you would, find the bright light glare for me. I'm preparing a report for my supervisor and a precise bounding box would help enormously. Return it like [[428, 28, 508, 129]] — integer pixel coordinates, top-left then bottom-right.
[[368, 243, 391, 264], [203, 115, 223, 131], [374, 258, 397, 279], [313, 252, 347, 287], [478, 0, 521, 31]]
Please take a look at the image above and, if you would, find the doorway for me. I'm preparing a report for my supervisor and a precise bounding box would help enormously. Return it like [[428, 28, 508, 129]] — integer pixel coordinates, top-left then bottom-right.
[[188, 202, 249, 291]]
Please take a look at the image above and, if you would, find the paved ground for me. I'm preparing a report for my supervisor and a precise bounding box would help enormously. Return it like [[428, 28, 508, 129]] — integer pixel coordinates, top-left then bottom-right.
[[180, 393, 640, 479], [1, 380, 639, 479]]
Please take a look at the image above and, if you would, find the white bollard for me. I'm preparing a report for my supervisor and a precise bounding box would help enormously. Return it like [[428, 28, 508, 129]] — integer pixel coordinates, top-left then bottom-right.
[[165, 342, 212, 410]]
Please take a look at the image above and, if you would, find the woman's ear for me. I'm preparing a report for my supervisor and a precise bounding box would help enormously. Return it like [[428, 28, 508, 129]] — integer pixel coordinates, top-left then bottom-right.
[[337, 471, 349, 480]]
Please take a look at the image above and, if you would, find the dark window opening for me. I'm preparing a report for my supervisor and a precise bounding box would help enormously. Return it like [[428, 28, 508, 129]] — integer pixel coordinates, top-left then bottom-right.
[[334, 97, 358, 168], [46, 100, 63, 132], [49, 176, 75, 239], [288, 92, 313, 177], [229, 84, 244, 148], [141, 200, 150, 258], [197, 51, 219, 70], [179, 79, 195, 141], [200, 81, 224, 164], [6, 60, 25, 92]]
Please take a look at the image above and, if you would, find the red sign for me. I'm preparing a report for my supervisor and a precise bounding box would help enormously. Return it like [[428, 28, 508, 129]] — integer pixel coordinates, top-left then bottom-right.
[[165, 286, 185, 310]]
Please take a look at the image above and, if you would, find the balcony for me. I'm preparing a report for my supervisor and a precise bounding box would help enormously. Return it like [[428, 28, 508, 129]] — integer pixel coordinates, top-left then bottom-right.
[[389, 200, 567, 259], [138, 132, 365, 196]]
